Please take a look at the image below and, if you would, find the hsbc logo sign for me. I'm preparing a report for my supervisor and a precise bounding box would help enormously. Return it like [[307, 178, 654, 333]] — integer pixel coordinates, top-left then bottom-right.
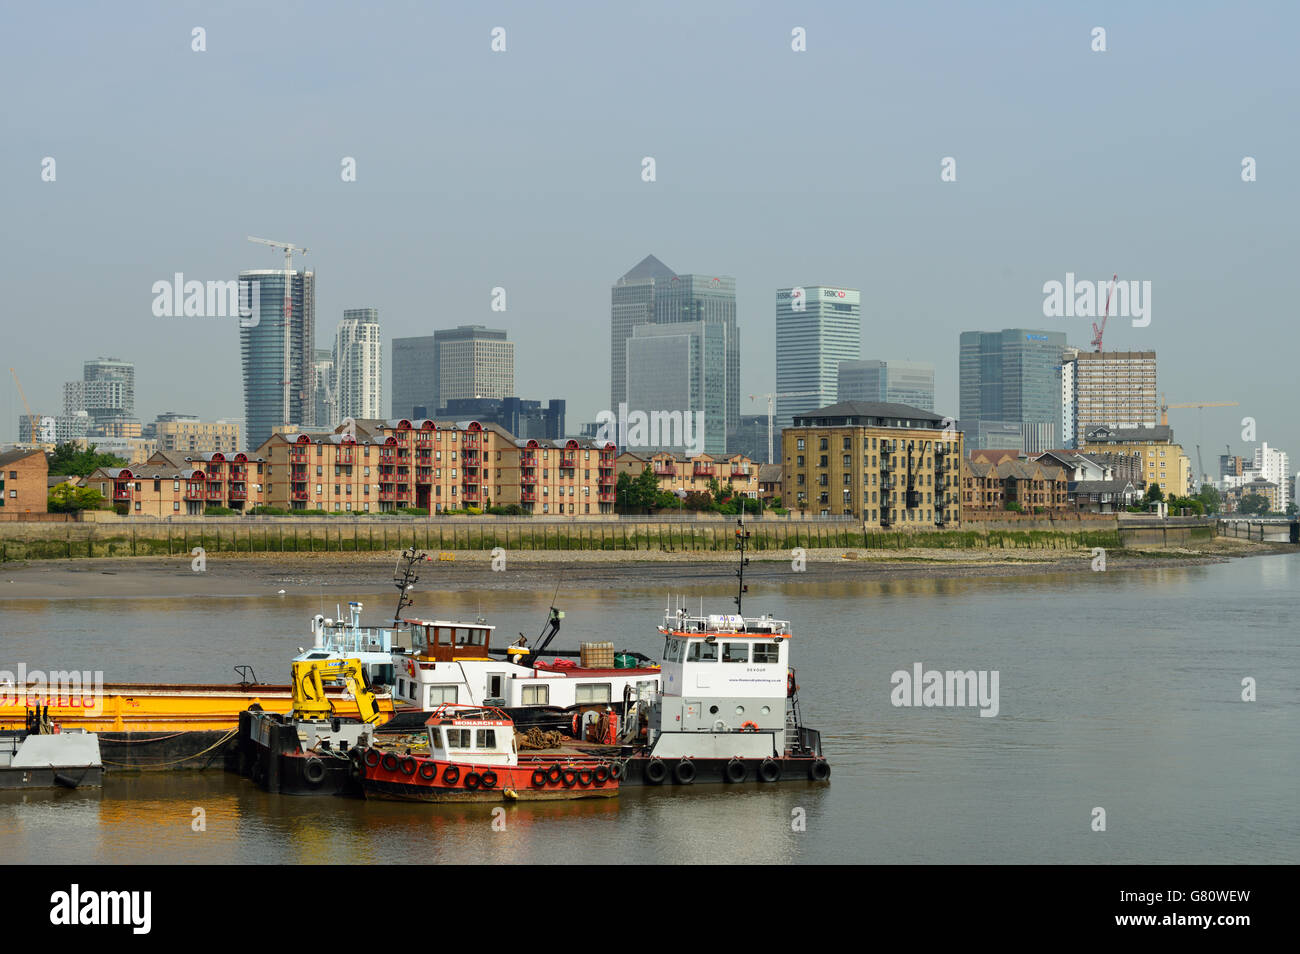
[[821, 289, 848, 299]]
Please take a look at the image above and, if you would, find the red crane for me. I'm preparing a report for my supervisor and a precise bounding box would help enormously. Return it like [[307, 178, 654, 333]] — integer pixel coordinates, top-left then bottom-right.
[[1091, 273, 1117, 352]]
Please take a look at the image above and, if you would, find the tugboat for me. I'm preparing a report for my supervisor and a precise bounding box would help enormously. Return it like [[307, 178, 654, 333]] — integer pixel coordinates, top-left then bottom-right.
[[612, 517, 830, 785], [0, 706, 103, 790], [353, 704, 620, 802]]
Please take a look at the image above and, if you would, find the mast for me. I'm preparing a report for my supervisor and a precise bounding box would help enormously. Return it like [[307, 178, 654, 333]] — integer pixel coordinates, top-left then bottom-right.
[[392, 546, 424, 624], [734, 514, 750, 615]]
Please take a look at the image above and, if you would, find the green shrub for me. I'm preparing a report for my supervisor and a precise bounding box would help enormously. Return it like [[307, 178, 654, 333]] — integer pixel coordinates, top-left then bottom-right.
[[204, 505, 236, 516]]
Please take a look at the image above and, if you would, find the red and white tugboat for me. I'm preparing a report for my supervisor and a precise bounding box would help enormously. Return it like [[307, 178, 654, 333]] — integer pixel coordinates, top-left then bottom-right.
[[353, 704, 621, 802]]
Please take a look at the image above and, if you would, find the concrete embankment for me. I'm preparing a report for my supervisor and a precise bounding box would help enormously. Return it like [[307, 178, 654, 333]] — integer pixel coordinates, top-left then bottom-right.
[[0, 515, 1223, 562]]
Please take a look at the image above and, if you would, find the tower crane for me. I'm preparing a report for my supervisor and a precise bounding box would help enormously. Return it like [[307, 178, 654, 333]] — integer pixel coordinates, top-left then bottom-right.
[[248, 236, 309, 430], [749, 391, 817, 465], [1090, 273, 1117, 352], [1158, 395, 1238, 427], [10, 368, 39, 447]]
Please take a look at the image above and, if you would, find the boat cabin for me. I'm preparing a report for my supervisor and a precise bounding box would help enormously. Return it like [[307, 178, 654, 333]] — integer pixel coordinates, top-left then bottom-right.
[[406, 618, 496, 663], [425, 706, 516, 766], [658, 609, 791, 702]]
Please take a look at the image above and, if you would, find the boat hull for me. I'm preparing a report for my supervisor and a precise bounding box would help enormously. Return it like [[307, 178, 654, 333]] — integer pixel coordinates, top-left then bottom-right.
[[355, 750, 620, 802]]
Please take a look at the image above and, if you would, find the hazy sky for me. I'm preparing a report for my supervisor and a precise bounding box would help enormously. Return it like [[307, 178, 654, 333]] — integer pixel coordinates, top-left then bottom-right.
[[3, 1, 1297, 471]]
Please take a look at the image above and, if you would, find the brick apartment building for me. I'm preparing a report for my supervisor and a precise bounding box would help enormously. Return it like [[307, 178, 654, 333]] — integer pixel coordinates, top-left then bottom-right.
[[0, 448, 50, 514], [616, 451, 760, 499]]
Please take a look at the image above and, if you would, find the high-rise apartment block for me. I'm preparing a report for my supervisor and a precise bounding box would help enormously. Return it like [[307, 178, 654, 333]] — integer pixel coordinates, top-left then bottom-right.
[[1061, 348, 1158, 448], [239, 269, 316, 448], [333, 308, 382, 423]]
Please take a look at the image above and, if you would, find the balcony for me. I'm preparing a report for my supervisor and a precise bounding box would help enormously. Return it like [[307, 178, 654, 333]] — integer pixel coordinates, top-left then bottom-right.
[[598, 491, 615, 502], [185, 484, 204, 500], [292, 489, 310, 501], [113, 487, 131, 501], [521, 453, 537, 465], [462, 488, 481, 502], [228, 486, 247, 500], [653, 463, 675, 476], [521, 470, 537, 484], [560, 455, 577, 469], [934, 457, 948, 475], [378, 490, 397, 501], [693, 463, 713, 476], [416, 468, 433, 483], [289, 449, 308, 463], [521, 487, 536, 502], [880, 478, 894, 491], [730, 466, 748, 478], [337, 450, 354, 465], [906, 490, 922, 508], [879, 456, 893, 472], [206, 486, 224, 501], [229, 467, 247, 480]]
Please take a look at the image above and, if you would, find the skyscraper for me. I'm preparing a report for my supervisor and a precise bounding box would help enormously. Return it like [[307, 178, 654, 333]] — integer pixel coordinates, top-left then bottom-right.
[[391, 336, 437, 419], [63, 357, 137, 435], [1060, 348, 1158, 448], [838, 359, 934, 411], [959, 329, 1067, 454], [625, 321, 728, 455], [655, 274, 739, 447], [611, 254, 677, 417], [333, 308, 382, 423], [776, 286, 861, 428], [432, 325, 514, 409], [239, 268, 315, 447], [312, 348, 335, 429]]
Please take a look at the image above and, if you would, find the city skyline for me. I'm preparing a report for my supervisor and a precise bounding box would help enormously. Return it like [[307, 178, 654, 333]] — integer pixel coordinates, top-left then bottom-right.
[[2, 3, 1294, 470]]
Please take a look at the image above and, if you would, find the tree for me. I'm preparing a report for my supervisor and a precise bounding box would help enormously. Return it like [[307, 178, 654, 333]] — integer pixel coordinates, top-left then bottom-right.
[[47, 442, 128, 478], [48, 482, 105, 512], [1145, 484, 1164, 502], [1238, 493, 1269, 516], [616, 466, 660, 513], [1197, 484, 1221, 515]]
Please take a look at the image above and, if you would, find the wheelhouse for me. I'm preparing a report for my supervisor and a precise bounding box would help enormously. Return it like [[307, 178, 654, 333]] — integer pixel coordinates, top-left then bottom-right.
[[425, 706, 516, 766]]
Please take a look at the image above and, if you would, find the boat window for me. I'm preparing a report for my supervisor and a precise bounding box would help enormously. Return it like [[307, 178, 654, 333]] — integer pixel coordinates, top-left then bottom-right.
[[412, 628, 427, 651], [446, 728, 470, 748], [752, 643, 780, 664], [476, 729, 497, 749], [428, 686, 457, 706], [397, 678, 406, 697], [369, 664, 394, 687], [722, 643, 749, 663], [687, 641, 718, 663], [663, 639, 680, 663], [576, 683, 611, 704], [522, 684, 549, 705]]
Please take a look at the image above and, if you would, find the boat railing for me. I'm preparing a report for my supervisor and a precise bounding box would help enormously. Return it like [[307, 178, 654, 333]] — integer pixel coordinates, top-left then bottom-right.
[[661, 614, 791, 636]]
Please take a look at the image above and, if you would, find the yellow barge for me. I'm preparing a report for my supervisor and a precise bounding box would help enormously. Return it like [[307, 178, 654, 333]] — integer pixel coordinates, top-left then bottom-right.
[[0, 683, 394, 771]]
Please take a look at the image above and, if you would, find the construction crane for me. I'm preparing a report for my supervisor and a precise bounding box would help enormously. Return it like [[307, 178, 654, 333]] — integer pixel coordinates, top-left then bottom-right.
[[9, 368, 39, 447], [248, 236, 309, 430], [1090, 273, 1117, 352], [1159, 395, 1238, 426], [749, 391, 817, 465]]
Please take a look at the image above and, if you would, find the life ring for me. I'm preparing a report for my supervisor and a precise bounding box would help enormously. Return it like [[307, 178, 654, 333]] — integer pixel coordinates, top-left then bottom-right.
[[724, 758, 747, 783], [787, 672, 796, 697], [480, 770, 498, 789], [577, 769, 593, 787], [442, 765, 460, 785], [303, 757, 326, 786], [530, 768, 548, 788], [464, 771, 482, 790], [381, 753, 400, 772], [400, 757, 417, 776], [644, 758, 667, 785], [741, 721, 759, 732], [758, 758, 781, 783], [809, 759, 831, 782], [594, 765, 610, 784], [571, 712, 580, 738], [546, 764, 563, 784], [363, 748, 381, 768], [418, 762, 437, 781], [673, 759, 696, 784], [405, 658, 415, 677]]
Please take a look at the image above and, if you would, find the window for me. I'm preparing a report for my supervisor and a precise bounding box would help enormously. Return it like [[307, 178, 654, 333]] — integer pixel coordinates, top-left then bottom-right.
[[722, 643, 749, 663], [819, 438, 828, 450], [575, 683, 611, 704], [796, 439, 805, 450], [134, 501, 140, 511], [753, 643, 779, 664], [173, 502, 179, 511], [522, 684, 549, 705], [427, 685, 457, 706], [687, 641, 718, 662], [475, 729, 497, 748], [445, 728, 470, 748]]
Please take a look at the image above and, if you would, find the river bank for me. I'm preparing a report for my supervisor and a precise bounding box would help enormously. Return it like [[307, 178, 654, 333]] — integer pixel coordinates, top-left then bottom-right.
[[0, 537, 1286, 599]]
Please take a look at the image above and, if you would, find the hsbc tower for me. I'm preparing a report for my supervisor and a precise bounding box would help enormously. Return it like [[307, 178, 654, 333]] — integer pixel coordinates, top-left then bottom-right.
[[775, 285, 862, 432]]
